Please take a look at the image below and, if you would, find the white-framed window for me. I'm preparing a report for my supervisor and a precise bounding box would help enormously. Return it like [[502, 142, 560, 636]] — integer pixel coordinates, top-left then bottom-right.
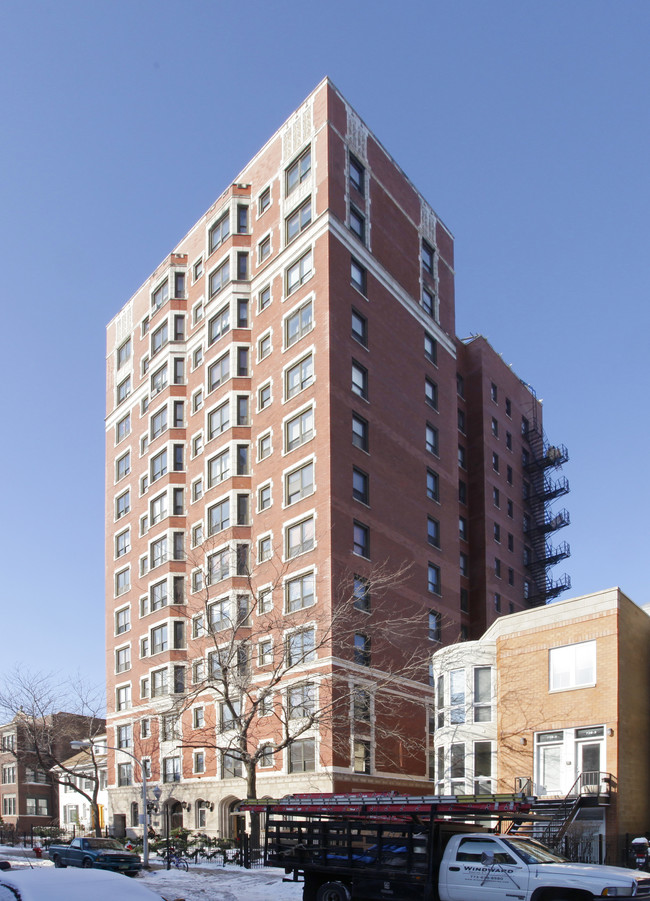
[[208, 448, 230, 487], [208, 352, 230, 392], [286, 516, 315, 559], [285, 406, 314, 452], [209, 258, 231, 297], [288, 682, 316, 719], [209, 211, 230, 255], [286, 249, 313, 296], [285, 353, 314, 399], [258, 431, 272, 461], [151, 279, 169, 311], [285, 460, 314, 505], [549, 641, 596, 691], [286, 626, 315, 666], [286, 197, 312, 243], [286, 147, 311, 195], [285, 298, 313, 348], [288, 738, 315, 773], [258, 381, 272, 411], [285, 571, 314, 613], [258, 331, 272, 361]]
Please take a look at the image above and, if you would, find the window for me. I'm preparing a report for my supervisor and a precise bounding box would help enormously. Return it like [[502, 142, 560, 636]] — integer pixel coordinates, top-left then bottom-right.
[[115, 568, 130, 597], [286, 249, 313, 295], [259, 284, 271, 311], [425, 378, 438, 410], [426, 423, 439, 455], [116, 684, 131, 711], [353, 467, 369, 504], [208, 352, 230, 392], [351, 258, 366, 293], [349, 154, 365, 194], [208, 498, 230, 535], [151, 668, 168, 697], [207, 401, 230, 440], [117, 763, 133, 787], [491, 382, 498, 403], [493, 487, 500, 508], [426, 469, 439, 502], [429, 610, 441, 642], [351, 361, 368, 399], [209, 212, 230, 254], [458, 445, 466, 469], [286, 354, 314, 398], [549, 641, 596, 691], [352, 413, 368, 451], [285, 299, 313, 347], [354, 633, 371, 666], [286, 147, 311, 194], [150, 407, 167, 440], [286, 197, 312, 242], [237, 252, 249, 280], [236, 204, 248, 235], [351, 309, 367, 346], [257, 482, 272, 511], [286, 462, 314, 505], [258, 332, 272, 361], [208, 450, 230, 488], [259, 744, 274, 768], [116, 413, 131, 442], [474, 666, 492, 722], [208, 305, 230, 345], [150, 535, 167, 569], [117, 338, 131, 369], [353, 521, 369, 558], [117, 724, 132, 749], [258, 431, 272, 460], [450, 669, 465, 723], [349, 206, 365, 242], [151, 364, 168, 396], [288, 682, 316, 719], [353, 575, 370, 612], [163, 756, 181, 783], [258, 382, 272, 410], [422, 240, 434, 275], [115, 607, 130, 635], [287, 627, 315, 666], [117, 376, 131, 405], [258, 587, 272, 614], [460, 552, 469, 577], [492, 452, 500, 473], [289, 738, 315, 773], [428, 563, 441, 595], [152, 279, 169, 311], [424, 332, 437, 364], [286, 406, 314, 451], [151, 321, 168, 356], [422, 287, 435, 318], [427, 516, 440, 548], [209, 258, 230, 297], [286, 516, 315, 558], [115, 529, 130, 559], [285, 572, 314, 613], [2, 796, 15, 816], [115, 646, 131, 673], [259, 186, 271, 214], [491, 417, 499, 437]]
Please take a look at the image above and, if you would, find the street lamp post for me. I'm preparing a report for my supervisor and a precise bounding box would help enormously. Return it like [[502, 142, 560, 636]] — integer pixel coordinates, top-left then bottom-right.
[[70, 740, 151, 868]]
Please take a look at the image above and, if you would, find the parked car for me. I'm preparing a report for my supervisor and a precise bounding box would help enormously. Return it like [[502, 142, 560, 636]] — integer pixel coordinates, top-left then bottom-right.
[[47, 837, 141, 875], [0, 867, 178, 901]]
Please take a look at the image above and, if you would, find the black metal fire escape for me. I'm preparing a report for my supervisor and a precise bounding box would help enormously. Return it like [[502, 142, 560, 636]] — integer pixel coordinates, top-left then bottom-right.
[[521, 385, 571, 604]]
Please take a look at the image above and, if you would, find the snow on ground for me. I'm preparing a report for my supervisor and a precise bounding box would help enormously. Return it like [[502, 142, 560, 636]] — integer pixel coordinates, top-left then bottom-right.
[[0, 845, 304, 901]]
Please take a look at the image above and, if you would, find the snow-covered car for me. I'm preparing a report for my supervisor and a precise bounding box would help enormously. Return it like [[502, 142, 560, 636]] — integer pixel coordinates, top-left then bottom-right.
[[0, 867, 180, 901]]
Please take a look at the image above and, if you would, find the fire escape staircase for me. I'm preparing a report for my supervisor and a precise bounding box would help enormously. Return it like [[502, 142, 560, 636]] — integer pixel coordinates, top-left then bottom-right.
[[507, 773, 611, 851], [521, 384, 571, 603]]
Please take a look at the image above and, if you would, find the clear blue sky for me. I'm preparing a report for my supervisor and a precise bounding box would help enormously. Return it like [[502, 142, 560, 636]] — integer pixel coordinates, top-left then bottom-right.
[[1, 0, 648, 689]]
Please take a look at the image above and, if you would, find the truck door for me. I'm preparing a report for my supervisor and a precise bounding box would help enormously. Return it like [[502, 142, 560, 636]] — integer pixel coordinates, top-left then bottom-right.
[[442, 836, 528, 901]]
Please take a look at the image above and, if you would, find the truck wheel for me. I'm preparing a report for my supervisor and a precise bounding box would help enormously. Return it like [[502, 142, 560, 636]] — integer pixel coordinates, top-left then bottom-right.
[[53, 855, 66, 868], [315, 882, 352, 901], [82, 857, 93, 868]]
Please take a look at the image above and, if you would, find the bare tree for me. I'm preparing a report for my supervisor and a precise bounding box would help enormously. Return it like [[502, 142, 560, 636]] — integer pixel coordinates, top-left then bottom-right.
[[157, 535, 435, 840], [0, 669, 106, 836]]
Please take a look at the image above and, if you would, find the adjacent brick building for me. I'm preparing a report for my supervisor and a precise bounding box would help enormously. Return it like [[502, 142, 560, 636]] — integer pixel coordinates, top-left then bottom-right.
[[105, 78, 569, 838], [431, 588, 650, 865]]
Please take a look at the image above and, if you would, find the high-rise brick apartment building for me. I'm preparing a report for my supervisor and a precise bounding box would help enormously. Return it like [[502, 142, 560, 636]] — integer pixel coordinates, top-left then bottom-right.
[[105, 78, 569, 838]]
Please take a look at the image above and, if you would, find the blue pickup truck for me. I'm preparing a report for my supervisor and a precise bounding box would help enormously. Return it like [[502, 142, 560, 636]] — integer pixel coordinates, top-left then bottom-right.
[[48, 837, 141, 875]]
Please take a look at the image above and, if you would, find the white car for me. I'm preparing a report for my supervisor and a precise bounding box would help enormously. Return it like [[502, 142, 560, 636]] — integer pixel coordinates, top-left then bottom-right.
[[0, 867, 182, 901]]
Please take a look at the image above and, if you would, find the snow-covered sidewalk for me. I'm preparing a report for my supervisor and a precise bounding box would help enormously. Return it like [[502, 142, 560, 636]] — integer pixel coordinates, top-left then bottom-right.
[[0, 845, 304, 901]]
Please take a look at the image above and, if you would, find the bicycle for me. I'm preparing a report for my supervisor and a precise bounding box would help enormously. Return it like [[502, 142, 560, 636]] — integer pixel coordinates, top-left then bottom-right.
[[168, 851, 189, 871]]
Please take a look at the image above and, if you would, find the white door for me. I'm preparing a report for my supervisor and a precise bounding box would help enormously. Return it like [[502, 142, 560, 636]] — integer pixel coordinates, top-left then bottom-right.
[[537, 744, 562, 795]]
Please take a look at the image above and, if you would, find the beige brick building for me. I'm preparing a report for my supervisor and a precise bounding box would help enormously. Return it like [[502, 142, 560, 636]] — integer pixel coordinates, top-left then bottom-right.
[[431, 588, 650, 865]]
